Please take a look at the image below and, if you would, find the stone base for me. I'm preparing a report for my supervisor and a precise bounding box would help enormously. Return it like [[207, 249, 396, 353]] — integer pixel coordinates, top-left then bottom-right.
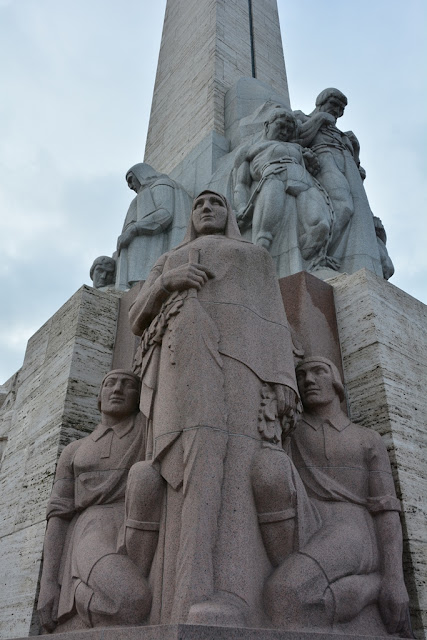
[[10, 624, 392, 640]]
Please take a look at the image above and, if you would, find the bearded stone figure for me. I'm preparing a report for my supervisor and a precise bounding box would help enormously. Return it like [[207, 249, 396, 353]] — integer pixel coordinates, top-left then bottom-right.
[[295, 89, 385, 277]]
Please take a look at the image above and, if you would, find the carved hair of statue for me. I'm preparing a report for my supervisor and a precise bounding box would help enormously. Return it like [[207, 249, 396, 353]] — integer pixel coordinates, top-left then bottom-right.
[[90, 255, 116, 288], [315, 87, 348, 109], [296, 356, 345, 401], [96, 369, 141, 411], [125, 163, 162, 188], [264, 107, 298, 139]]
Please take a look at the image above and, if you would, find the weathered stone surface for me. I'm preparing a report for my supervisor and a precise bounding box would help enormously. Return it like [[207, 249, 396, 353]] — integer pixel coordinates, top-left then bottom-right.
[[329, 268, 427, 638], [0, 287, 121, 639], [278, 272, 344, 382]]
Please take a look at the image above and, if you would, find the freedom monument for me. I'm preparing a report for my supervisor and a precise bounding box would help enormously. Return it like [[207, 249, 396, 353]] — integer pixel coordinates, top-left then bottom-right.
[[0, 1, 425, 639]]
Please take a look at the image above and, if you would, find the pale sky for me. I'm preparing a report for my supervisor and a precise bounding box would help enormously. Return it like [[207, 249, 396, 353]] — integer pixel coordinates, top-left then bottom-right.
[[0, 0, 426, 384]]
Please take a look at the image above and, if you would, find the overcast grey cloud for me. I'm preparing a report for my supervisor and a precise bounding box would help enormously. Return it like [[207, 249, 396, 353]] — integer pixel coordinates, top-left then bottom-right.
[[1, 0, 426, 383]]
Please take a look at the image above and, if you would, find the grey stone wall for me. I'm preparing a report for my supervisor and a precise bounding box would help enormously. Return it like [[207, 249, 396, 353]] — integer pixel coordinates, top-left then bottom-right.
[[0, 286, 121, 639]]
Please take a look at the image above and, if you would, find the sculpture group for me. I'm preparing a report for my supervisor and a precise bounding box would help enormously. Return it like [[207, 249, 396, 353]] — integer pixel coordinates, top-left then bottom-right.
[[90, 88, 393, 288], [40, 189, 411, 637]]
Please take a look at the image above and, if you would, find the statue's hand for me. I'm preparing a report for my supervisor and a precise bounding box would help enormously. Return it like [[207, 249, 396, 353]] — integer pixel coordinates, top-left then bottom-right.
[[319, 111, 336, 126], [37, 579, 60, 633], [378, 578, 412, 638], [302, 148, 321, 176], [235, 205, 253, 230], [117, 225, 137, 253], [274, 384, 299, 419], [161, 262, 215, 292]]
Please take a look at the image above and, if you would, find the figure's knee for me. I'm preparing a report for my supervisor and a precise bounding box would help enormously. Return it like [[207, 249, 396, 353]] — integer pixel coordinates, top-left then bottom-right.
[[126, 461, 164, 522], [265, 552, 331, 627], [77, 554, 152, 627], [251, 447, 295, 517]]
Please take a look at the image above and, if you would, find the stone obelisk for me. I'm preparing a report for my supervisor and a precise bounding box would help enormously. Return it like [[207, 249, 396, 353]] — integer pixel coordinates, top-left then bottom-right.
[[144, 0, 289, 176]]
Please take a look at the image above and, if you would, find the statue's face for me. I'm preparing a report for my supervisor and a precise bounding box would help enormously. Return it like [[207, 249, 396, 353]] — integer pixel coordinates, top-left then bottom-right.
[[265, 115, 295, 142], [100, 373, 139, 419], [93, 263, 114, 288], [126, 172, 141, 193], [318, 95, 345, 119], [296, 362, 337, 409], [192, 193, 228, 236]]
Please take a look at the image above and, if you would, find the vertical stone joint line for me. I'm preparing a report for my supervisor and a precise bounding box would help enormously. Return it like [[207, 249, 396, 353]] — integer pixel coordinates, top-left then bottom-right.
[[248, 0, 256, 78]]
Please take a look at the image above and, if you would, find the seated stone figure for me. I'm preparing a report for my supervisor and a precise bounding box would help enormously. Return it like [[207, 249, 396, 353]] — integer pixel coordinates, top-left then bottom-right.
[[233, 107, 336, 277], [265, 357, 412, 637], [37, 370, 151, 632]]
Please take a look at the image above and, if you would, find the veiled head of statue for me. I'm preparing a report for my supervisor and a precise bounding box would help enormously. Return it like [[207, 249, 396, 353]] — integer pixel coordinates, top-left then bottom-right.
[[180, 190, 244, 245], [126, 163, 161, 191]]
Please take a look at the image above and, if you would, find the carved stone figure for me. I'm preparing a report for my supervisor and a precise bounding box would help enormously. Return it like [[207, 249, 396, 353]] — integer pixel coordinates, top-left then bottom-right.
[[233, 107, 336, 277], [115, 163, 192, 289], [295, 89, 384, 276], [266, 357, 412, 637], [127, 190, 299, 626], [37, 370, 151, 633], [89, 255, 116, 289]]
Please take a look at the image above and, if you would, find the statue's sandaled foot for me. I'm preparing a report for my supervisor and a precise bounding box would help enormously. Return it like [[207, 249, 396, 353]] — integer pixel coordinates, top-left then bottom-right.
[[186, 591, 248, 627]]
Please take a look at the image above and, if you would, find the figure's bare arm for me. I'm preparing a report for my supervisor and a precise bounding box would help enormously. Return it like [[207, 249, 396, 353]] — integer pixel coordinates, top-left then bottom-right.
[[298, 111, 335, 147]]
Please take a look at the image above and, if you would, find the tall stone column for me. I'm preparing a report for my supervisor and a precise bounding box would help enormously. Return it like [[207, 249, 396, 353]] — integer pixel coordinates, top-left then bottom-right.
[[144, 0, 289, 180]]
